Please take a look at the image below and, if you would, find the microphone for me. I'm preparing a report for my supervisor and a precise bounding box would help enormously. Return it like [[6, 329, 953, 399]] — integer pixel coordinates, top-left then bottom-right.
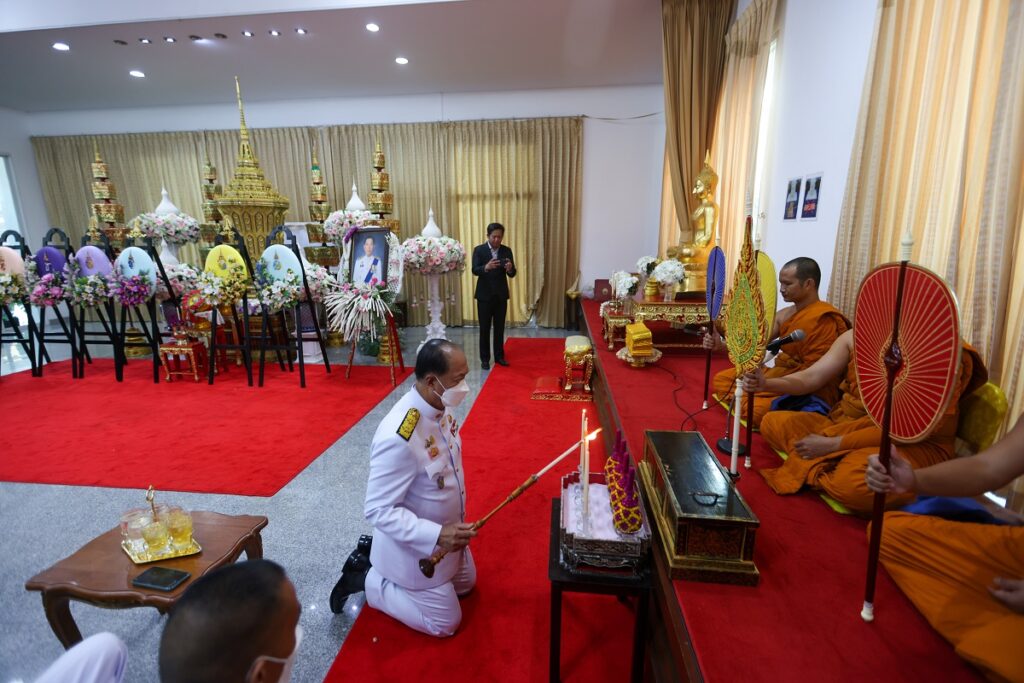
[[766, 329, 806, 355]]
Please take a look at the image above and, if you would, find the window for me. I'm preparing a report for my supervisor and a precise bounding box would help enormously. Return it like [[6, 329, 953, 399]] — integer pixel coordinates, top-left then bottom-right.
[[0, 155, 24, 236], [750, 39, 778, 246]]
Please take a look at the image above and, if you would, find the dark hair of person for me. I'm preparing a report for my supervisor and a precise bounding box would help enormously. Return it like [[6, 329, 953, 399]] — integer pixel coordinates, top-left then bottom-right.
[[159, 559, 287, 683], [783, 257, 821, 289], [486, 222, 504, 236], [415, 339, 457, 380]]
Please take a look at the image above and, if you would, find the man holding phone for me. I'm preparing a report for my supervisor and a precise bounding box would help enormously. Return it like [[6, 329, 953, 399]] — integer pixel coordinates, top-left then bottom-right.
[[471, 222, 516, 369]]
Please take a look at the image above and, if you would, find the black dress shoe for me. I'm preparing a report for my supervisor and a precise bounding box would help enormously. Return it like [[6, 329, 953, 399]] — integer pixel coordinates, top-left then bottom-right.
[[495, 358, 509, 367], [357, 534, 372, 557], [330, 551, 371, 613], [481, 360, 490, 370]]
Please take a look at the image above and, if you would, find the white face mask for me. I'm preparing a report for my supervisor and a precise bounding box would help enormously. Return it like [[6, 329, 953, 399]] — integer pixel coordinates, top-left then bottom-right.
[[247, 624, 302, 683], [432, 376, 470, 408]]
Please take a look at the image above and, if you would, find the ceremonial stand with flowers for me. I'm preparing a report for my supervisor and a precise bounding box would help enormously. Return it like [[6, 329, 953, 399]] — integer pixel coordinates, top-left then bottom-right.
[[64, 248, 120, 379], [109, 243, 163, 383], [0, 239, 37, 376], [402, 209, 465, 346], [28, 233, 84, 378], [325, 226, 405, 385]]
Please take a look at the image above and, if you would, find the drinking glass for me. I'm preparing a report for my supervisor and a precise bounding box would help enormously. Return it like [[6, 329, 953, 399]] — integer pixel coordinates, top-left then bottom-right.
[[141, 520, 171, 556], [165, 507, 194, 550], [120, 509, 152, 556]]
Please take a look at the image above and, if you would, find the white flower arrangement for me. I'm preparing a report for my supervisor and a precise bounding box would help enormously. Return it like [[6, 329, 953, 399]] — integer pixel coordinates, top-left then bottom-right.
[[195, 263, 249, 305], [302, 263, 338, 303], [156, 264, 200, 302], [610, 270, 639, 299], [255, 260, 303, 313], [0, 272, 28, 308], [324, 281, 397, 342], [131, 213, 200, 245], [323, 209, 374, 244], [401, 236, 466, 275], [651, 258, 685, 285], [636, 256, 659, 276]]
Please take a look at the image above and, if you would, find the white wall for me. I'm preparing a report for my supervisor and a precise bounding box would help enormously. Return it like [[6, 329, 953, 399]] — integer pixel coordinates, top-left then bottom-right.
[[0, 106, 49, 247], [23, 84, 665, 292], [758, 0, 876, 299]]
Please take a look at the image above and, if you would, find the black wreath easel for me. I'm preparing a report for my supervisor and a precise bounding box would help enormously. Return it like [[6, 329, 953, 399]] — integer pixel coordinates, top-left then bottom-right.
[[71, 232, 120, 379], [34, 228, 84, 379], [207, 231, 254, 386], [254, 226, 332, 388], [113, 236, 178, 384], [0, 230, 39, 377]]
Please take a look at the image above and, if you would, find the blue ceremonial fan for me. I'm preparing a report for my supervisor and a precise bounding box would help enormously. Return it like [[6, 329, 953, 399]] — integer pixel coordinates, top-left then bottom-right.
[[706, 246, 726, 320], [259, 244, 303, 282]]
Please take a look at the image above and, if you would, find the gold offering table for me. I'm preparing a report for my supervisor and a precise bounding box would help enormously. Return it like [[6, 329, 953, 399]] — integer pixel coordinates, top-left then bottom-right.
[[602, 297, 715, 351]]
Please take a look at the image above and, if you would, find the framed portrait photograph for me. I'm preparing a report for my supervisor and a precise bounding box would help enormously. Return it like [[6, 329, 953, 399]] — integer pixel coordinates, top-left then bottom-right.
[[800, 174, 822, 221], [783, 177, 802, 221], [349, 226, 390, 286]]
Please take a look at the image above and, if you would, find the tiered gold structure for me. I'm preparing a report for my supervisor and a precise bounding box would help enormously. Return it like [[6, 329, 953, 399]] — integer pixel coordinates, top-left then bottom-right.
[[90, 142, 128, 249], [199, 158, 225, 244], [306, 144, 331, 243], [368, 139, 400, 235], [216, 77, 290, 256]]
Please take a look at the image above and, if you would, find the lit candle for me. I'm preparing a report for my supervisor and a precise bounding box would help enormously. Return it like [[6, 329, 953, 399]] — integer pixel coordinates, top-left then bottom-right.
[[582, 410, 590, 533]]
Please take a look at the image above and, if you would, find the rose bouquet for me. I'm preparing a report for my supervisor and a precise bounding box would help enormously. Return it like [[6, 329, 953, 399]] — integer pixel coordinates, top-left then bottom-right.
[[303, 263, 338, 303]]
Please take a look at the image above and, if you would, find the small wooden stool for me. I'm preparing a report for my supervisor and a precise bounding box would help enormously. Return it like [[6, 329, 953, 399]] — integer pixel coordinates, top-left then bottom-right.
[[159, 340, 207, 382], [563, 335, 594, 392]]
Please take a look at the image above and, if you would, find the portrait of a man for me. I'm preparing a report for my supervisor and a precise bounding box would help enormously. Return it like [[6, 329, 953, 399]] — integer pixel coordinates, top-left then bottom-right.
[[350, 228, 390, 286]]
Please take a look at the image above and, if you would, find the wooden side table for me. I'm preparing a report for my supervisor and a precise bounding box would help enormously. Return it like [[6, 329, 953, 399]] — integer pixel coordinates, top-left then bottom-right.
[[548, 500, 650, 683], [25, 511, 268, 648], [159, 339, 208, 382]]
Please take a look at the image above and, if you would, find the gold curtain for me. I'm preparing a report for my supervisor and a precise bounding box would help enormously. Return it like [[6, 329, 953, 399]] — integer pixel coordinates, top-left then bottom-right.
[[31, 117, 582, 327], [829, 0, 1024, 425], [707, 0, 779, 271], [658, 0, 737, 255]]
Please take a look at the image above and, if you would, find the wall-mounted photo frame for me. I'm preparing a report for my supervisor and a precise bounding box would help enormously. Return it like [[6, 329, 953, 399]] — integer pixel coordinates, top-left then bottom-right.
[[800, 174, 822, 221], [349, 226, 390, 286], [783, 177, 802, 221]]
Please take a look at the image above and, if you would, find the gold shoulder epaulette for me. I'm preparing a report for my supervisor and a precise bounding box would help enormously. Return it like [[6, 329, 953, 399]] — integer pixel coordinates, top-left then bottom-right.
[[397, 408, 420, 441]]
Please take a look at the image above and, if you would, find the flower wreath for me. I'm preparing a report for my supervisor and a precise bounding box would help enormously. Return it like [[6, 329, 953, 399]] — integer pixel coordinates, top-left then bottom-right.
[[64, 259, 110, 308], [109, 269, 154, 307], [254, 260, 303, 313], [130, 213, 201, 245], [0, 272, 28, 308], [196, 262, 250, 306]]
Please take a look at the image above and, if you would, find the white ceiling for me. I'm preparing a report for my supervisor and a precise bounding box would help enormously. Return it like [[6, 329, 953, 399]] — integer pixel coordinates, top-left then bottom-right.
[[0, 0, 663, 112]]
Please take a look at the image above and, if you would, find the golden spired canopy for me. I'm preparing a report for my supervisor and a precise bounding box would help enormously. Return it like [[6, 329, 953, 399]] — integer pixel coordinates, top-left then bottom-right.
[[216, 77, 290, 255]]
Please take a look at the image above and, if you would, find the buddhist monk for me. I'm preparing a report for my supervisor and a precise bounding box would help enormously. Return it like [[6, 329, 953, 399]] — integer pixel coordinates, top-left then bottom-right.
[[745, 330, 987, 514], [705, 257, 849, 428], [865, 416, 1024, 683]]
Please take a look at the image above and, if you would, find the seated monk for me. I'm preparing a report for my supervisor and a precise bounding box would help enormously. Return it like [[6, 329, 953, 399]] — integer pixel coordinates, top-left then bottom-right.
[[747, 330, 987, 514], [865, 416, 1024, 683], [705, 257, 849, 429]]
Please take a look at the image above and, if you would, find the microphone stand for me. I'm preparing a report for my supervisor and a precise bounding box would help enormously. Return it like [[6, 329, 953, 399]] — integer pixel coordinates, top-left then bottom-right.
[[715, 375, 747, 458]]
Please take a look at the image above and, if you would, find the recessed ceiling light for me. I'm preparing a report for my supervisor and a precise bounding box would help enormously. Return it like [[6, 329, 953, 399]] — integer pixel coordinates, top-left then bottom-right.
[[139, 38, 152, 44], [129, 70, 146, 78], [295, 28, 307, 35], [269, 30, 280, 36], [52, 42, 70, 51], [164, 36, 176, 43], [214, 33, 228, 39], [189, 35, 203, 41], [395, 56, 409, 65], [242, 31, 254, 37], [113, 39, 127, 46], [366, 23, 380, 32]]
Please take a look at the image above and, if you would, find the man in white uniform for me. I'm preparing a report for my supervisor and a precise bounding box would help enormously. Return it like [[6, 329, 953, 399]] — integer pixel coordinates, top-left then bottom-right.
[[330, 339, 477, 637], [352, 236, 381, 285]]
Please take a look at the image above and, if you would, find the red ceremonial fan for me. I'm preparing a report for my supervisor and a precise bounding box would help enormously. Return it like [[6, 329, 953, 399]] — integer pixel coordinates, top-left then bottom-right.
[[853, 261, 960, 623]]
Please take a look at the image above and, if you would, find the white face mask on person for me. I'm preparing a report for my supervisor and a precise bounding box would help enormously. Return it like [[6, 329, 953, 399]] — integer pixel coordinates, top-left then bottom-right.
[[432, 376, 470, 408], [247, 624, 302, 683]]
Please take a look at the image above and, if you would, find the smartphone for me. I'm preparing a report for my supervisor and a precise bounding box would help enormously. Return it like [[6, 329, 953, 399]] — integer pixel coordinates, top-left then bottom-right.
[[131, 566, 191, 592]]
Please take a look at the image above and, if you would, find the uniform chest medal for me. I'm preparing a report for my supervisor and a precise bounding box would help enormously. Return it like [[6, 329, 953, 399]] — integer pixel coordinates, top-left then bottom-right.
[[437, 476, 445, 489]]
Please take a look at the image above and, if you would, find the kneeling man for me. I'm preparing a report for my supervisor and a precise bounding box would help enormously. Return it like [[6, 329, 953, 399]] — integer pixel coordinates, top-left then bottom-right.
[[331, 339, 477, 637]]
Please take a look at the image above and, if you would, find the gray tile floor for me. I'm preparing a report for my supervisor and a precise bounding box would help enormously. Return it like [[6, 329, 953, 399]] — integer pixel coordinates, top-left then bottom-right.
[[0, 320, 570, 683]]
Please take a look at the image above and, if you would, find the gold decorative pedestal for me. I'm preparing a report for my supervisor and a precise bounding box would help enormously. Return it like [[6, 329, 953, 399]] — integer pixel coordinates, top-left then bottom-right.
[[124, 328, 152, 358], [326, 330, 345, 348], [376, 331, 395, 365]]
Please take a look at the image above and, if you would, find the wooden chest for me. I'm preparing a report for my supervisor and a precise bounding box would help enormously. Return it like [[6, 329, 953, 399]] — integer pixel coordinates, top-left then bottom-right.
[[639, 430, 760, 585]]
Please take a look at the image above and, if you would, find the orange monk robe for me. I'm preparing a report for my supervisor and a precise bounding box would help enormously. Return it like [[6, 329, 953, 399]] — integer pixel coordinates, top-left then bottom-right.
[[760, 345, 987, 514], [712, 301, 849, 428], [876, 512, 1024, 682]]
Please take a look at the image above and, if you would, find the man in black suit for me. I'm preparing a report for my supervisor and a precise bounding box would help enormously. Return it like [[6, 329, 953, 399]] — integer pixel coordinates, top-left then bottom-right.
[[471, 223, 516, 369]]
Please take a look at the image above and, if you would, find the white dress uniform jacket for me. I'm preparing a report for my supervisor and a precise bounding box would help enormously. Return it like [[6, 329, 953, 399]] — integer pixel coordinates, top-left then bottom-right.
[[364, 385, 467, 589]]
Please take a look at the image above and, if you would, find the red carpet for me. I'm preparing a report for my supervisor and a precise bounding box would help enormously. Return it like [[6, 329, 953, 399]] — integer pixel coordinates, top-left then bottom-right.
[[0, 358, 410, 496], [582, 300, 980, 682], [325, 338, 636, 683]]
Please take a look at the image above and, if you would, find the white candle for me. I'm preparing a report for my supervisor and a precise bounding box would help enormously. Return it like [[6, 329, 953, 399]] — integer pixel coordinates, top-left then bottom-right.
[[582, 411, 590, 532], [535, 428, 601, 478], [730, 385, 743, 475]]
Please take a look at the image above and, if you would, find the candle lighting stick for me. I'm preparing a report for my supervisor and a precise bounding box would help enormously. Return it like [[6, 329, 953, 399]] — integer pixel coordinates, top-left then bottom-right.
[[418, 428, 602, 578], [729, 385, 743, 477]]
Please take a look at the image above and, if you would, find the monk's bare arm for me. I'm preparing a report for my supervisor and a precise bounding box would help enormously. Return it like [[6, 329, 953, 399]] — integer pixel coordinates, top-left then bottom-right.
[[750, 330, 851, 396], [911, 415, 1024, 497]]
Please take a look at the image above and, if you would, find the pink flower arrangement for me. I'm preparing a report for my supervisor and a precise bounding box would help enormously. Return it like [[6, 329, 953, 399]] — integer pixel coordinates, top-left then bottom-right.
[[110, 270, 153, 307], [29, 273, 66, 307], [401, 236, 466, 275], [323, 209, 373, 244]]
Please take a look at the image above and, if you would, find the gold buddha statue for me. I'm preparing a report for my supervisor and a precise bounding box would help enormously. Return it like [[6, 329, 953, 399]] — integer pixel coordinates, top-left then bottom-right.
[[670, 152, 718, 292]]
